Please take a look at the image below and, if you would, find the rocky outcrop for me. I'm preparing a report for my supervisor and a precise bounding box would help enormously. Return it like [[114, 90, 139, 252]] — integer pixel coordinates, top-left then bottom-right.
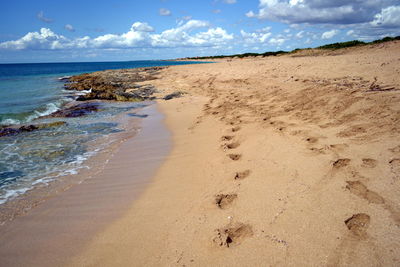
[[46, 102, 101, 118], [0, 121, 66, 137], [64, 67, 163, 101]]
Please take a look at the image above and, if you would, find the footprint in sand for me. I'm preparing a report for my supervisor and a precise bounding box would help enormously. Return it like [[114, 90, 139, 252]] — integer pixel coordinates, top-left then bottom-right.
[[346, 180, 400, 225], [228, 154, 241, 161], [333, 158, 351, 169], [221, 135, 234, 141], [234, 170, 251, 180], [361, 158, 377, 168], [345, 213, 371, 238], [222, 142, 240, 150], [213, 223, 253, 248], [345, 181, 384, 204], [328, 213, 380, 266], [305, 137, 318, 144], [215, 194, 237, 209], [231, 126, 241, 132], [229, 120, 242, 126]]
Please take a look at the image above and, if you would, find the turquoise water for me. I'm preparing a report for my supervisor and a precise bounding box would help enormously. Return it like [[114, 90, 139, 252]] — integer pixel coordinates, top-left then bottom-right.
[[0, 61, 198, 125], [0, 60, 198, 204]]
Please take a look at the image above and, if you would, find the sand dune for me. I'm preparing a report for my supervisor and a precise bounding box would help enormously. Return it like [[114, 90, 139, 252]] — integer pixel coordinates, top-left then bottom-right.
[[71, 41, 400, 266]]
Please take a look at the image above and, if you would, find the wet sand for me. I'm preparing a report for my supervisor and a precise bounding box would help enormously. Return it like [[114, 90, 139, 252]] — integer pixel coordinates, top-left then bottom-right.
[[0, 104, 171, 266], [70, 41, 400, 266]]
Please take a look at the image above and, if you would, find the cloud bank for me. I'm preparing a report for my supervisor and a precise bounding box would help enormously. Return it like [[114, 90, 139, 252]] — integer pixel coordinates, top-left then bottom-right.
[[0, 20, 234, 50], [247, 0, 400, 26]]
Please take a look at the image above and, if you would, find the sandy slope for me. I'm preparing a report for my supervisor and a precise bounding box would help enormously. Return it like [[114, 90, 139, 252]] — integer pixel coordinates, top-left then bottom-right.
[[70, 41, 400, 266]]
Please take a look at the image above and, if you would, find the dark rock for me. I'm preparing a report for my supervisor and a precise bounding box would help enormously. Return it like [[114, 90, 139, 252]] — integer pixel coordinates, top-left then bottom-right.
[[164, 91, 183, 100], [0, 127, 20, 137], [19, 125, 38, 132], [127, 113, 148, 118], [0, 121, 66, 137], [48, 102, 101, 118]]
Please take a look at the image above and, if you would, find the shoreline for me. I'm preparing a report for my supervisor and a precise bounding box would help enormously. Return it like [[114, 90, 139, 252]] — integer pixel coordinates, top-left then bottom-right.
[[0, 100, 149, 223], [0, 103, 172, 266]]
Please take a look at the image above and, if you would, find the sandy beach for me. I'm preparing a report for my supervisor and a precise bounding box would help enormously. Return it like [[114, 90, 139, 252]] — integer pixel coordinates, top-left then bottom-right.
[[67, 41, 400, 266], [1, 41, 400, 266]]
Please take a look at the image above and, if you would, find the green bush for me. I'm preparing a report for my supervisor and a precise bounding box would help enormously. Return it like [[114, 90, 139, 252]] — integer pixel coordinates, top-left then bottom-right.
[[185, 36, 400, 59]]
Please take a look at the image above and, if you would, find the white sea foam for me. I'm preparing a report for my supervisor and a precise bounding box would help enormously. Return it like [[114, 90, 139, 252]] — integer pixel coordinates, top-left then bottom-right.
[[0, 101, 64, 126], [74, 88, 92, 96], [0, 188, 30, 205], [58, 76, 71, 81], [26, 102, 61, 122], [0, 118, 21, 126]]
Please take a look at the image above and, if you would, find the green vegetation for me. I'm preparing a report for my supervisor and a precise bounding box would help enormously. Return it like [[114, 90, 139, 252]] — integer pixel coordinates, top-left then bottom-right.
[[372, 36, 400, 44], [317, 40, 366, 49], [185, 35, 400, 60], [188, 50, 288, 60]]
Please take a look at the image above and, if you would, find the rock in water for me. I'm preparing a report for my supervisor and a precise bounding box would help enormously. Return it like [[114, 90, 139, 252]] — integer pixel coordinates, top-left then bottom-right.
[[47, 102, 101, 118], [0, 121, 66, 137]]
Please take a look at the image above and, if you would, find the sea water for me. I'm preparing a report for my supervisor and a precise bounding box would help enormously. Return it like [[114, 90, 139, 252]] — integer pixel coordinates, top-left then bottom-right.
[[0, 60, 198, 205]]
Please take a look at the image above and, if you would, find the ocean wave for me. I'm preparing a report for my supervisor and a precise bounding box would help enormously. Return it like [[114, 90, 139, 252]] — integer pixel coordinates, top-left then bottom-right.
[[0, 150, 98, 205], [0, 118, 21, 126], [26, 102, 61, 121], [0, 100, 67, 126]]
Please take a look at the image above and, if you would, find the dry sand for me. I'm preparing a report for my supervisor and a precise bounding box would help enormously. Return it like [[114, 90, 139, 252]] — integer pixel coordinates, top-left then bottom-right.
[[67, 41, 400, 266]]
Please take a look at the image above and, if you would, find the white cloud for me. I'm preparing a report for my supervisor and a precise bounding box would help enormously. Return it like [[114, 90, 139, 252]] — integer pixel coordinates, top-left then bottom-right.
[[159, 8, 171, 16], [346, 29, 355, 36], [245, 11, 256, 18], [246, 0, 399, 25], [321, 29, 339, 39], [269, 38, 285, 46], [37, 11, 53, 23], [256, 26, 272, 33], [371, 6, 400, 27], [64, 24, 75, 32], [151, 20, 233, 47], [241, 29, 272, 44], [212, 9, 222, 14], [296, 30, 304, 38], [0, 20, 234, 50], [0, 28, 69, 50], [131, 22, 154, 32]]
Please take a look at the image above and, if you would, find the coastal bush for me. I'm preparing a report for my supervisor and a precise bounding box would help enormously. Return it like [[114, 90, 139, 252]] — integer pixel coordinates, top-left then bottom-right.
[[318, 40, 366, 50], [185, 35, 400, 59]]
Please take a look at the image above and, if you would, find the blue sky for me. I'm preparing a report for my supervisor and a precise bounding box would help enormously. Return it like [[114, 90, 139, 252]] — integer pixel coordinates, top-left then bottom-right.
[[0, 0, 399, 63]]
